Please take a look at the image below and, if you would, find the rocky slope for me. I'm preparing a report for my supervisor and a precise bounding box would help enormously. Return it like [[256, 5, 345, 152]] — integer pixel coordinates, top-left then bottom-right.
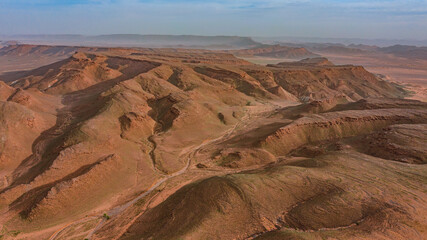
[[0, 46, 425, 240], [356, 124, 427, 164], [264, 60, 406, 101], [118, 98, 427, 240]]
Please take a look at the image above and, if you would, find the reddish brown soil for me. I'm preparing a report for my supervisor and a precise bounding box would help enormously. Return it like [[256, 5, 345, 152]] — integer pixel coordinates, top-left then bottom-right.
[[314, 50, 427, 102], [0, 45, 426, 240]]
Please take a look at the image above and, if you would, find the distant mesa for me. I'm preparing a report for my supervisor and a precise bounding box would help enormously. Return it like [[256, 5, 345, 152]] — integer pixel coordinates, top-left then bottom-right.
[[231, 44, 320, 59], [0, 34, 261, 49]]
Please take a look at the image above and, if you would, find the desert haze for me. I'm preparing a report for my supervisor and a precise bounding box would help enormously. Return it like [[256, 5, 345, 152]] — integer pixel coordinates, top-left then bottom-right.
[[1, 1, 427, 239]]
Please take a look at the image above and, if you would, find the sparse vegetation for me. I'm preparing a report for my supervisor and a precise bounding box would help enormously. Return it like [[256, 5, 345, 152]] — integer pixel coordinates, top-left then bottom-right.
[[9, 231, 21, 237], [103, 213, 110, 220], [217, 112, 226, 124]]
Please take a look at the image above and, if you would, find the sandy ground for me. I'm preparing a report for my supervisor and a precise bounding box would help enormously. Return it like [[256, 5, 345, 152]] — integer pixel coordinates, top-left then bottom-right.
[[0, 56, 68, 75], [240, 56, 300, 65]]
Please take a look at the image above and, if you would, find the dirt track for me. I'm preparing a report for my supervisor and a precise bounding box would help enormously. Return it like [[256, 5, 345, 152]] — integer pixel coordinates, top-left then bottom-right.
[[49, 112, 248, 240]]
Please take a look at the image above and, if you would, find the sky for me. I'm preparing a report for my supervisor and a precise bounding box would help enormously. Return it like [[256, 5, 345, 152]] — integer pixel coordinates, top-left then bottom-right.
[[0, 0, 427, 40]]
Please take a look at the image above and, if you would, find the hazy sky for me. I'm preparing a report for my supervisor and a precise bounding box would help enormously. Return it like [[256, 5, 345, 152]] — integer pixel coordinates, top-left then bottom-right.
[[1, 0, 427, 39]]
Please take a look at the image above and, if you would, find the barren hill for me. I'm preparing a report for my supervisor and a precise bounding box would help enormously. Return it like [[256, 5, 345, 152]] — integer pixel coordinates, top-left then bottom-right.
[[0, 44, 252, 75], [0, 46, 426, 240], [265, 58, 405, 101]]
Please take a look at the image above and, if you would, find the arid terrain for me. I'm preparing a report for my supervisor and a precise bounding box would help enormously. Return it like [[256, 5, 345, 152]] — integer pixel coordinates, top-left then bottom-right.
[[319, 52, 427, 102], [266, 43, 427, 102], [0, 43, 426, 240]]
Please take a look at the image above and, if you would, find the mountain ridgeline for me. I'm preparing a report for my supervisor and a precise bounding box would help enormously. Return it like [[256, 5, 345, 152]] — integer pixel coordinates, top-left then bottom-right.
[[0, 45, 425, 240]]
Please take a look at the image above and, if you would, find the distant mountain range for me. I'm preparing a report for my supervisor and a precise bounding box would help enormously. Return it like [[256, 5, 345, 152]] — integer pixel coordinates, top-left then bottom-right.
[[2, 34, 426, 49], [271, 42, 427, 60], [379, 45, 427, 60], [1, 35, 426, 61], [0, 34, 260, 49], [255, 36, 427, 47]]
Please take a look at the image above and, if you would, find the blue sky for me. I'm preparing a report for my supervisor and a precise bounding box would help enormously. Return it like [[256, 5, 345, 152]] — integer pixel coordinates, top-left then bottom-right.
[[1, 0, 426, 39]]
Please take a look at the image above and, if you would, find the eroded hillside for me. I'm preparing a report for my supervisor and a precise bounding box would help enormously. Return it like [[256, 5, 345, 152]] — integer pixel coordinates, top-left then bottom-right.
[[0, 46, 425, 240]]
